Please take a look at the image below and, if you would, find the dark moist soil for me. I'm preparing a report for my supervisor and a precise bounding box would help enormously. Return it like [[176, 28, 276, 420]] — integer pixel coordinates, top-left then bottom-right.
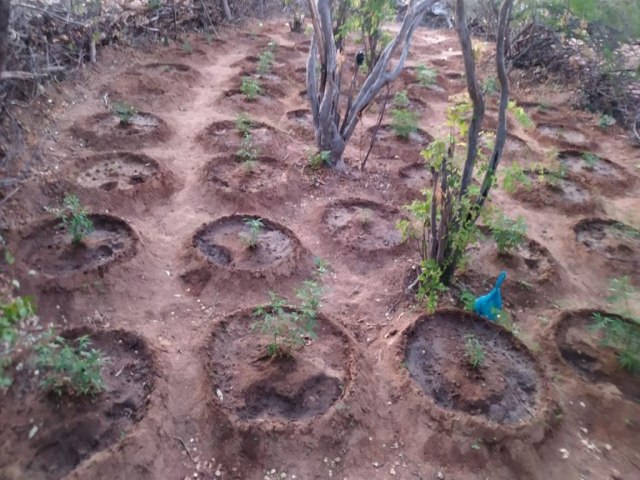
[[323, 199, 403, 251], [405, 310, 541, 424], [0, 329, 155, 480], [555, 310, 640, 403], [70, 112, 171, 150], [558, 150, 634, 190], [205, 309, 351, 422], [399, 162, 432, 193], [201, 156, 288, 194], [193, 215, 297, 271], [368, 124, 434, 158], [512, 170, 595, 214], [574, 218, 640, 278], [76, 152, 160, 191], [17, 214, 138, 276]]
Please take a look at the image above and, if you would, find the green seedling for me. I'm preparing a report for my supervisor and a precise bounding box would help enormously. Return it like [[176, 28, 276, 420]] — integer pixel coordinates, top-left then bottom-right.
[[236, 133, 259, 162], [391, 108, 419, 139], [581, 152, 600, 170], [309, 150, 330, 169], [393, 90, 410, 108], [258, 50, 275, 75], [112, 101, 137, 125], [416, 64, 437, 87], [598, 114, 616, 127], [460, 291, 476, 312], [36, 334, 106, 397], [486, 210, 527, 253], [51, 194, 94, 245], [235, 112, 253, 135], [182, 41, 193, 54], [240, 218, 264, 249], [465, 334, 486, 370], [241, 76, 261, 101]]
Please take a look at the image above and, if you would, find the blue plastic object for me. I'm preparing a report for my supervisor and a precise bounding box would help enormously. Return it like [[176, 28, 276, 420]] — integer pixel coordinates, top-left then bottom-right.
[[473, 271, 507, 321]]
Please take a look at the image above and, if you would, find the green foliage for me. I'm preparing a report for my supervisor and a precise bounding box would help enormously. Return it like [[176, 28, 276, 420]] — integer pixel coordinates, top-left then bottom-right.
[[502, 161, 531, 193], [240, 218, 264, 249], [508, 101, 534, 129], [581, 152, 600, 170], [464, 334, 486, 370], [252, 270, 326, 358], [112, 102, 137, 125], [494, 308, 518, 335], [235, 112, 253, 135], [598, 114, 616, 127], [146, 0, 161, 10], [241, 76, 261, 101], [416, 64, 437, 87], [36, 334, 106, 397], [181, 41, 193, 54], [416, 259, 448, 312], [393, 90, 410, 108], [591, 312, 639, 372], [308, 150, 331, 169], [460, 290, 476, 311], [485, 209, 527, 253], [51, 194, 94, 245], [391, 108, 419, 138], [482, 76, 498, 96], [236, 133, 259, 163], [258, 49, 275, 75], [0, 296, 37, 388]]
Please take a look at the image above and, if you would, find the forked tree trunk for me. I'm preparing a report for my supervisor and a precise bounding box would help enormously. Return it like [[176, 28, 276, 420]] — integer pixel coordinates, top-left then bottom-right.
[[306, 0, 437, 169], [0, 0, 10, 76]]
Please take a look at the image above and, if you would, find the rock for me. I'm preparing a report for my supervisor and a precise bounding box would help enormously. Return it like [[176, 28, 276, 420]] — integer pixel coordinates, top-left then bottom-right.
[[611, 469, 622, 480], [436, 472, 445, 480]]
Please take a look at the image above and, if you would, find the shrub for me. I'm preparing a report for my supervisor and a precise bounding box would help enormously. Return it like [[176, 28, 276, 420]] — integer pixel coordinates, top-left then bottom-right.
[[51, 194, 94, 245], [36, 334, 106, 397], [241, 76, 261, 101], [308, 150, 331, 169], [1, 296, 37, 388], [393, 90, 410, 108], [591, 313, 639, 372], [391, 108, 419, 138], [240, 218, 264, 249], [258, 49, 274, 75]]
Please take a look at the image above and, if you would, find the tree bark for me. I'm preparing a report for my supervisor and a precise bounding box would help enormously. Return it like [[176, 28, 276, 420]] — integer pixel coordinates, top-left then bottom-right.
[[221, 0, 232, 22], [0, 0, 10, 76]]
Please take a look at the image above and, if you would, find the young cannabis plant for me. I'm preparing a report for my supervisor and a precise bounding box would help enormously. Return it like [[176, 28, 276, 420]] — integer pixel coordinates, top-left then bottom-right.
[[486, 209, 527, 253], [235, 112, 253, 135], [464, 334, 486, 370], [308, 150, 331, 170], [52, 194, 94, 245], [240, 218, 264, 249], [258, 49, 275, 75], [416, 64, 437, 87], [236, 133, 259, 163], [112, 102, 137, 125], [391, 108, 419, 139], [241, 76, 262, 102], [36, 334, 106, 397]]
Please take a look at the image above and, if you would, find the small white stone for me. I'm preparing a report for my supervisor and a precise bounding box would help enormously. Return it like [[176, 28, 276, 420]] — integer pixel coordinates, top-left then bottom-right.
[[559, 448, 570, 460]]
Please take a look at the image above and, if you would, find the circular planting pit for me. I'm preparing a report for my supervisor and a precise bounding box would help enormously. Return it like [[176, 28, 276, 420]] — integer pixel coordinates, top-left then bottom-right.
[[71, 111, 170, 150], [399, 162, 432, 192], [369, 125, 433, 158], [193, 215, 300, 274], [536, 123, 594, 150], [404, 310, 544, 424], [555, 310, 639, 402], [18, 214, 137, 276], [0, 329, 155, 480], [558, 150, 632, 190], [511, 170, 595, 214], [196, 120, 285, 158], [205, 308, 352, 424], [76, 152, 160, 191], [323, 199, 403, 251], [574, 219, 640, 276], [202, 156, 287, 194]]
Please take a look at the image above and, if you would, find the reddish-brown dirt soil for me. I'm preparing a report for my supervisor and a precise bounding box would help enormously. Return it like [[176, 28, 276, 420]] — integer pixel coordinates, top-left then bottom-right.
[[1, 19, 639, 480]]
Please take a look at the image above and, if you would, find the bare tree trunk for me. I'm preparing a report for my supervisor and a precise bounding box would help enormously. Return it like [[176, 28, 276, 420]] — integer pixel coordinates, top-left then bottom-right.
[[0, 0, 10, 76], [306, 0, 436, 169], [221, 0, 232, 22]]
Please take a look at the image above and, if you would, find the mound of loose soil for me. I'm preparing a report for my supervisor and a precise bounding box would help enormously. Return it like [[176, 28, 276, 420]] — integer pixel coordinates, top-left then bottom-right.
[[17, 214, 137, 276], [205, 308, 352, 423], [555, 310, 640, 402], [201, 155, 288, 194], [76, 152, 160, 191], [500, 134, 541, 168], [285, 108, 313, 140], [535, 123, 595, 150], [511, 170, 595, 214], [574, 219, 640, 278], [405, 310, 542, 424], [369, 124, 433, 159], [398, 161, 432, 193], [192, 215, 299, 272], [70, 112, 171, 150], [323, 199, 403, 251], [196, 120, 286, 158], [0, 329, 155, 480], [558, 150, 633, 191]]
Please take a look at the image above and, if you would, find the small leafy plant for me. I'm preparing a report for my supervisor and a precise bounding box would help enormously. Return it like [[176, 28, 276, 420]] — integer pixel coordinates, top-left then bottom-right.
[[391, 108, 419, 139], [393, 90, 410, 108], [52, 194, 94, 245], [241, 76, 261, 101], [598, 114, 616, 127], [416, 64, 437, 87], [240, 218, 264, 249], [252, 278, 323, 358], [460, 291, 476, 312], [581, 152, 600, 170], [235, 112, 253, 135], [464, 334, 486, 370], [486, 210, 527, 253], [36, 334, 106, 397], [236, 133, 259, 163], [1, 296, 37, 388], [502, 161, 531, 193], [482, 76, 498, 95], [181, 41, 193, 54], [258, 49, 275, 75], [308, 150, 330, 169], [112, 102, 137, 126]]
